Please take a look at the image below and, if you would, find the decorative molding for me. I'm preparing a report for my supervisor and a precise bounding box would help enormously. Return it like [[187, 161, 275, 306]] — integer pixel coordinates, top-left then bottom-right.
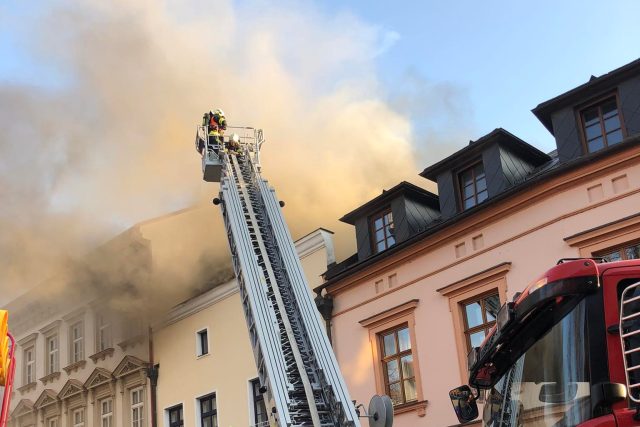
[[160, 280, 239, 327], [359, 300, 419, 328], [10, 399, 35, 418], [394, 399, 428, 417], [117, 334, 145, 351], [34, 389, 59, 409], [113, 355, 148, 379], [58, 379, 86, 400], [564, 212, 640, 247], [295, 228, 335, 264], [17, 382, 37, 394], [39, 372, 61, 386], [84, 367, 114, 390], [17, 332, 38, 346], [63, 360, 87, 375], [62, 307, 86, 322], [437, 262, 512, 297], [89, 347, 115, 363], [38, 320, 61, 336]]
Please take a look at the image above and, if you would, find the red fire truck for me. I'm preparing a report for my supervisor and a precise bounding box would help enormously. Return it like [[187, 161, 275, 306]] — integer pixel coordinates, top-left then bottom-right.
[[0, 310, 16, 427], [449, 258, 640, 426]]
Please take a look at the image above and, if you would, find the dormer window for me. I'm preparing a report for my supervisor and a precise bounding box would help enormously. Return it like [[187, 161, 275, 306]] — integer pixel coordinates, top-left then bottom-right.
[[370, 209, 395, 254], [459, 162, 488, 210], [580, 96, 624, 153]]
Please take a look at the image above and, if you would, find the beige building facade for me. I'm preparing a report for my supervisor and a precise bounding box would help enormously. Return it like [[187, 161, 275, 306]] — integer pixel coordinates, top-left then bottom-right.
[[319, 59, 640, 426], [153, 228, 336, 427]]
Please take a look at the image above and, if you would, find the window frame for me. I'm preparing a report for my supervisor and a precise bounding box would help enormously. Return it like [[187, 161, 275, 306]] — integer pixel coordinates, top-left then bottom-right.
[[378, 324, 417, 407], [167, 404, 184, 427], [460, 291, 500, 353], [250, 378, 268, 426], [72, 408, 85, 427], [199, 393, 217, 427], [96, 313, 113, 353], [70, 321, 85, 364], [23, 345, 36, 384], [100, 397, 113, 427], [576, 92, 627, 154], [45, 334, 59, 375], [594, 239, 640, 262], [369, 208, 396, 254], [196, 328, 209, 357], [359, 300, 426, 416], [456, 160, 488, 211], [130, 387, 144, 427]]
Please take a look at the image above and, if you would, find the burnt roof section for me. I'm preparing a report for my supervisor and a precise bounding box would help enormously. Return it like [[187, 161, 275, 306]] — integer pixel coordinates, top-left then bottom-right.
[[340, 181, 439, 225], [533, 57, 640, 134], [322, 133, 640, 285], [419, 128, 551, 181]]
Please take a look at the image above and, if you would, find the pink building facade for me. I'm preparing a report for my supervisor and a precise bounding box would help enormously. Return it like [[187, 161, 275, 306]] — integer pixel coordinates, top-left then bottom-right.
[[318, 59, 640, 426]]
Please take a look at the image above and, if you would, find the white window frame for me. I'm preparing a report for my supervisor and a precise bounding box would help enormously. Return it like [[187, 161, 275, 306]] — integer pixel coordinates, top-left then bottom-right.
[[96, 313, 112, 352], [131, 387, 144, 427], [46, 334, 59, 375], [47, 418, 58, 427], [72, 408, 85, 427], [70, 321, 85, 363], [24, 346, 35, 384], [196, 328, 209, 357], [100, 397, 113, 427]]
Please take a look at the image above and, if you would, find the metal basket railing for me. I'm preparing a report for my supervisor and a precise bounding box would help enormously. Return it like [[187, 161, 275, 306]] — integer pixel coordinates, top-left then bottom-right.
[[620, 280, 640, 403]]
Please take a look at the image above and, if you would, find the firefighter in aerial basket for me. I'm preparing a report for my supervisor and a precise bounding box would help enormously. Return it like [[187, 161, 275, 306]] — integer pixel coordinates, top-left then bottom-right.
[[202, 108, 227, 153]]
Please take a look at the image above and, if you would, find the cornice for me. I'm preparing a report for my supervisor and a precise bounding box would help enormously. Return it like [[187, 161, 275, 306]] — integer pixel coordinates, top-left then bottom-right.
[[437, 262, 511, 297], [159, 280, 239, 328], [38, 320, 61, 336], [295, 228, 335, 264], [17, 332, 38, 346]]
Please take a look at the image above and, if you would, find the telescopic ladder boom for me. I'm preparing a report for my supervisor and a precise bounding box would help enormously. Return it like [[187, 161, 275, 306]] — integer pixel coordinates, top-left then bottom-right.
[[196, 126, 360, 427]]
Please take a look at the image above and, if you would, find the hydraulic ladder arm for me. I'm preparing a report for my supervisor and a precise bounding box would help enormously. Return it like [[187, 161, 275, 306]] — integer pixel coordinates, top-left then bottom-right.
[[200, 127, 361, 427]]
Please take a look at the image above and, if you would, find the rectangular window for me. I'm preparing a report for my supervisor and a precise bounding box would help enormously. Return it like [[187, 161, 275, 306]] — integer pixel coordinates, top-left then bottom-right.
[[168, 405, 184, 427], [462, 292, 500, 352], [459, 162, 488, 210], [197, 329, 209, 356], [97, 314, 112, 352], [596, 240, 640, 262], [24, 346, 35, 384], [101, 398, 113, 427], [379, 324, 417, 406], [46, 335, 59, 374], [581, 96, 624, 153], [131, 388, 144, 427], [250, 379, 268, 426], [199, 394, 217, 427], [70, 321, 84, 363], [370, 209, 395, 254], [73, 408, 84, 427], [48, 418, 58, 427]]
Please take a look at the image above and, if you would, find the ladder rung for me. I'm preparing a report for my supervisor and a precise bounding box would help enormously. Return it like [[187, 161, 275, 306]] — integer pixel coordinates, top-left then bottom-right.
[[628, 364, 640, 372], [629, 383, 640, 389], [623, 311, 640, 322], [625, 347, 640, 355], [624, 295, 640, 305], [623, 329, 640, 339]]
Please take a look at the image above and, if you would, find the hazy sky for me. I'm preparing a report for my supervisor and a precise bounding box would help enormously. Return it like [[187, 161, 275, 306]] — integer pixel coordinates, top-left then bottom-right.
[[1, 0, 640, 301]]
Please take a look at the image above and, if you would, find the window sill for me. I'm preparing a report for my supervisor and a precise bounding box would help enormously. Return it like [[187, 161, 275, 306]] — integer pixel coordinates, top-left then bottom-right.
[[196, 352, 210, 360], [39, 372, 61, 386], [17, 382, 37, 394], [393, 399, 428, 417], [89, 347, 115, 363], [63, 360, 87, 374]]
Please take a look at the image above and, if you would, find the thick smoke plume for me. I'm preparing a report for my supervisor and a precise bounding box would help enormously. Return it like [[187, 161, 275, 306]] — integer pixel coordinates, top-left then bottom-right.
[[0, 0, 469, 315]]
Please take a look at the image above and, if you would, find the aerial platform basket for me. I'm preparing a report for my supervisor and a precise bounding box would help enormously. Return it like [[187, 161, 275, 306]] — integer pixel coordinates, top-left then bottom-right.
[[195, 125, 264, 183]]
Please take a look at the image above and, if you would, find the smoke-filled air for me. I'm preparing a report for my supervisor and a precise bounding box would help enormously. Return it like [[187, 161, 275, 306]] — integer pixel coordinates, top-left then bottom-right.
[[0, 0, 470, 317]]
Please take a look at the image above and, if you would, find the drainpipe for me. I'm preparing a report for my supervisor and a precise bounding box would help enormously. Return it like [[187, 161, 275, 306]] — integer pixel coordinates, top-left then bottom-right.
[[314, 291, 334, 345], [147, 326, 159, 427]]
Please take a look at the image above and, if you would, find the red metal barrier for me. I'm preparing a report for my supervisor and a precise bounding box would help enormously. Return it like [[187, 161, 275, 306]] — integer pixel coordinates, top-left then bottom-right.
[[0, 333, 16, 427]]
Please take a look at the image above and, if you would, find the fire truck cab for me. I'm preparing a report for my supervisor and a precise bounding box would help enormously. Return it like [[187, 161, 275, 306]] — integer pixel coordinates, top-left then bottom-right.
[[449, 258, 640, 427]]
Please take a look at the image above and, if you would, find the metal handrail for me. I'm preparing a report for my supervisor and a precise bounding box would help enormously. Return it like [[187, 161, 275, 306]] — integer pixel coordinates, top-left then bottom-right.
[[620, 281, 640, 403]]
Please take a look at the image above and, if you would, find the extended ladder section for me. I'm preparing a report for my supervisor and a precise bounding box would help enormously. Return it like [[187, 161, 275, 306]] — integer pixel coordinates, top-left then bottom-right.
[[620, 280, 640, 403], [209, 129, 360, 427]]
